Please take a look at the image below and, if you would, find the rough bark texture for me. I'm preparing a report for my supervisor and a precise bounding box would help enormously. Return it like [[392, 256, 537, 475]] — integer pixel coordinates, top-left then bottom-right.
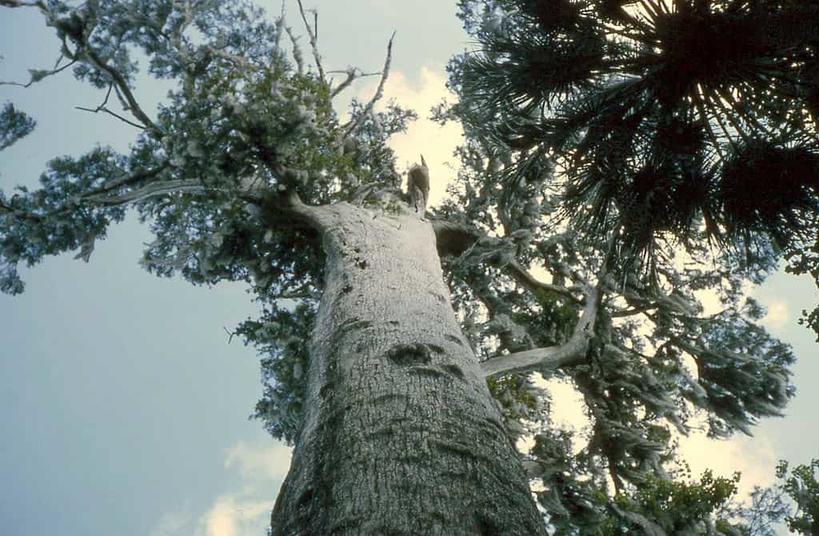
[[271, 202, 546, 535]]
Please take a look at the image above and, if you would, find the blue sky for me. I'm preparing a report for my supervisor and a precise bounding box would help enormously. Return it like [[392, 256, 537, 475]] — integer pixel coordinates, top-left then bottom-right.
[[1, 2, 817, 535]]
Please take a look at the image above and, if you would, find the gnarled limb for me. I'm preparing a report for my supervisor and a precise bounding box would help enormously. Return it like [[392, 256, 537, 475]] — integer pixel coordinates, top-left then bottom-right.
[[480, 284, 600, 379]]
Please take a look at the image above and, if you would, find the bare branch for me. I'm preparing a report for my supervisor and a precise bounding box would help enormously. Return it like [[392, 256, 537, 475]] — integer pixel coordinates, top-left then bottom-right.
[[284, 25, 305, 75], [480, 284, 600, 379], [0, 0, 45, 8], [273, 0, 286, 53], [296, 0, 324, 82], [81, 47, 162, 135], [0, 59, 76, 88], [343, 32, 395, 139], [75, 104, 146, 130], [330, 67, 360, 98], [329, 68, 381, 99]]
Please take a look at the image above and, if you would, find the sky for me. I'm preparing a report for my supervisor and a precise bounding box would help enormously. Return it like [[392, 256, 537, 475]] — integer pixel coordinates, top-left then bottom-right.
[[0, 2, 817, 535]]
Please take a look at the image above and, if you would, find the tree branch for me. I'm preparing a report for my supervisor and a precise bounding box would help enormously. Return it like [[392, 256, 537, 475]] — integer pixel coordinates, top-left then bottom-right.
[[506, 260, 582, 303], [81, 47, 162, 135], [296, 0, 324, 82], [0, 0, 45, 8], [75, 104, 146, 130], [329, 68, 380, 99], [342, 32, 395, 139], [81, 179, 206, 206], [81, 163, 169, 198], [0, 58, 76, 88], [433, 220, 581, 303], [480, 284, 600, 379], [284, 25, 305, 75]]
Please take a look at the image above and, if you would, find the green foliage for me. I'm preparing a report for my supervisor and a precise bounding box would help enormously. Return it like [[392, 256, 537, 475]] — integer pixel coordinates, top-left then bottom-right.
[[778, 459, 819, 535], [237, 303, 315, 443], [0, 148, 128, 294], [728, 459, 819, 535], [432, 131, 797, 531], [623, 470, 740, 533], [0, 101, 35, 150]]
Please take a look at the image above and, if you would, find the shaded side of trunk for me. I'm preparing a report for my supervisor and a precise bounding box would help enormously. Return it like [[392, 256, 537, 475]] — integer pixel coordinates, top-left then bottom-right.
[[271, 204, 545, 536]]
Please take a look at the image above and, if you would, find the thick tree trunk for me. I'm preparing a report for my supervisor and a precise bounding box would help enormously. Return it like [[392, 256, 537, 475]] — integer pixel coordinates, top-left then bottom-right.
[[271, 203, 546, 535]]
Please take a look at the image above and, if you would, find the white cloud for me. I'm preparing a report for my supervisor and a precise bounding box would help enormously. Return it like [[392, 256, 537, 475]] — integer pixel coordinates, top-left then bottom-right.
[[198, 495, 275, 536], [762, 300, 789, 329], [356, 66, 464, 205], [678, 431, 779, 496], [543, 377, 589, 433], [150, 441, 291, 536], [150, 511, 194, 536], [224, 441, 292, 482]]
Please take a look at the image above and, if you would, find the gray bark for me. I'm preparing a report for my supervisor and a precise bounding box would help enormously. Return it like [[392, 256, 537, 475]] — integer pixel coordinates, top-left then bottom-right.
[[271, 202, 546, 535]]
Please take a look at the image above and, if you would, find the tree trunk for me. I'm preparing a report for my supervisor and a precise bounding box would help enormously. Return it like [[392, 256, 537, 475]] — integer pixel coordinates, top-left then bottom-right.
[[271, 202, 546, 535]]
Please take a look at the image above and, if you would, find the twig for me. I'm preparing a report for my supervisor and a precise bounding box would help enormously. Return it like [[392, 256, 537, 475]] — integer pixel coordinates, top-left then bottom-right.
[[82, 47, 162, 135], [0, 59, 76, 88], [75, 104, 146, 130]]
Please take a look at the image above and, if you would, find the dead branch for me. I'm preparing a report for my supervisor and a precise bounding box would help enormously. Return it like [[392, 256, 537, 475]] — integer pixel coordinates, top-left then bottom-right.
[[296, 0, 324, 82], [342, 32, 395, 139], [284, 25, 305, 74], [329, 68, 381, 99]]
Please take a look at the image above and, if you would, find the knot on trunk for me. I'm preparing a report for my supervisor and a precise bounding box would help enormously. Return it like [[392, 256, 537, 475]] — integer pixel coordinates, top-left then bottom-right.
[[386, 342, 441, 366]]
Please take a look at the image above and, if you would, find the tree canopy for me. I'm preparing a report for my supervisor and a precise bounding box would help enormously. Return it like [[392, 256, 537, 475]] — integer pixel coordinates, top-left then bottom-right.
[[1, 0, 817, 534]]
